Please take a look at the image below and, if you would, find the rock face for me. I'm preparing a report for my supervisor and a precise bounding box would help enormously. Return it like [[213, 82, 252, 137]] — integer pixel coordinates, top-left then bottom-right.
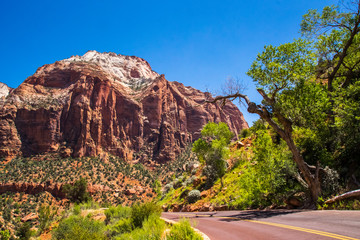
[[0, 82, 12, 99], [0, 182, 110, 199], [0, 51, 248, 162]]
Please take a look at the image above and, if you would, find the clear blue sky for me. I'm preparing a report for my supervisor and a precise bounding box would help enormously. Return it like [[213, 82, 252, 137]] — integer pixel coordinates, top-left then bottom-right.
[[0, 0, 338, 125]]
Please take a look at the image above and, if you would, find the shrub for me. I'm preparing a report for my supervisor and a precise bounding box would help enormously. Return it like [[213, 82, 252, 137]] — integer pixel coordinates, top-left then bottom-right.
[[240, 128, 251, 139], [0, 230, 10, 240], [187, 190, 201, 204], [38, 205, 56, 234], [62, 178, 91, 203], [52, 215, 106, 240], [72, 205, 81, 215], [107, 218, 133, 237], [104, 205, 131, 225], [167, 218, 202, 240], [162, 183, 173, 194], [3, 207, 11, 222], [130, 202, 161, 229], [182, 176, 196, 187], [115, 214, 165, 240], [16, 222, 33, 240]]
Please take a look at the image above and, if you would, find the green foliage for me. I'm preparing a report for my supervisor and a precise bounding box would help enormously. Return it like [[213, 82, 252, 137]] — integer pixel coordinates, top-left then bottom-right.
[[153, 180, 161, 195], [38, 204, 57, 234], [193, 122, 233, 187], [2, 206, 11, 222], [187, 190, 201, 204], [104, 205, 131, 225], [63, 178, 91, 204], [320, 199, 360, 210], [130, 202, 161, 229], [16, 222, 33, 240], [167, 218, 202, 240], [72, 205, 81, 215], [240, 128, 251, 139], [247, 39, 316, 95], [108, 218, 133, 237], [52, 215, 106, 240], [212, 127, 300, 209], [115, 214, 165, 240], [0, 230, 10, 240]]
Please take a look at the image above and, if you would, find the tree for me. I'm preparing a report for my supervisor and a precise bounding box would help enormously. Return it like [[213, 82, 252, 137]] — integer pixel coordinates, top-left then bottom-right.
[[192, 122, 234, 187], [208, 1, 360, 207]]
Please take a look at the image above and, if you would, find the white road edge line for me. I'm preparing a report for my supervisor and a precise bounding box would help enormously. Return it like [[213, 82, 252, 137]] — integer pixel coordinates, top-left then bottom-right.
[[161, 217, 211, 240]]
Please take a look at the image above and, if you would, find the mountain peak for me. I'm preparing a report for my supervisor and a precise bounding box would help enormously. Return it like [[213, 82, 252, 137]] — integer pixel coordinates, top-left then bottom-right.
[[63, 51, 159, 89], [0, 82, 11, 98]]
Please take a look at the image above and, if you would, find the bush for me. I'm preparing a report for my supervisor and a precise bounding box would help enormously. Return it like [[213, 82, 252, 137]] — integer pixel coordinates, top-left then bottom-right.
[[52, 215, 106, 240], [62, 178, 91, 203], [107, 218, 133, 237], [0, 230, 10, 240], [187, 190, 201, 203], [163, 183, 173, 194], [38, 205, 56, 234], [130, 202, 161, 229], [115, 214, 165, 240], [72, 205, 81, 215], [104, 205, 131, 225], [167, 218, 202, 240], [16, 222, 33, 240], [240, 129, 251, 139]]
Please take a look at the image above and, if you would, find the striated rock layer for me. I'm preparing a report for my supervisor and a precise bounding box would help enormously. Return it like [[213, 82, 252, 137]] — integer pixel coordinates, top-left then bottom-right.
[[0, 51, 248, 162]]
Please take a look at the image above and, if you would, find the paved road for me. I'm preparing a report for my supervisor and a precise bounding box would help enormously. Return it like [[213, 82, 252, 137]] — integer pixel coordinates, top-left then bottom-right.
[[162, 210, 360, 240]]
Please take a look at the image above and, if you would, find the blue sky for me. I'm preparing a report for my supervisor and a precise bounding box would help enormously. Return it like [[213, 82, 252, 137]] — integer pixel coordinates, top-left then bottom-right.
[[0, 0, 338, 125]]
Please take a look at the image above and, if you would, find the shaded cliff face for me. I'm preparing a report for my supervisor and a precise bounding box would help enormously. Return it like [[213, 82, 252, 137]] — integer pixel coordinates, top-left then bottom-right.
[[0, 51, 248, 162]]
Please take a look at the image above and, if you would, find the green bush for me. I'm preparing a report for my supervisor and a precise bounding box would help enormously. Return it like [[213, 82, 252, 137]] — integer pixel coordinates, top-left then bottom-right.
[[187, 190, 201, 204], [107, 218, 133, 237], [130, 202, 161, 229], [62, 178, 91, 203], [0, 230, 10, 240], [38, 205, 56, 234], [52, 215, 106, 240], [167, 218, 202, 240], [72, 205, 81, 215], [104, 205, 131, 225], [115, 214, 165, 240], [16, 222, 33, 240]]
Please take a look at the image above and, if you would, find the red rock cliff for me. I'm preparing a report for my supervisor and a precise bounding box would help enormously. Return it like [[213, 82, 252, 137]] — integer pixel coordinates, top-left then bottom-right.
[[0, 51, 248, 162]]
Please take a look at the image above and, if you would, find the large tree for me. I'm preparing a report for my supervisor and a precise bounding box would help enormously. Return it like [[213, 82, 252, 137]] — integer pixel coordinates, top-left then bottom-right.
[[208, 1, 360, 206]]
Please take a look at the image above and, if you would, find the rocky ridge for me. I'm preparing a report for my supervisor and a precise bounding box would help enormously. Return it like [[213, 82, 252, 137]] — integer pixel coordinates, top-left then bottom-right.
[[0, 51, 248, 162]]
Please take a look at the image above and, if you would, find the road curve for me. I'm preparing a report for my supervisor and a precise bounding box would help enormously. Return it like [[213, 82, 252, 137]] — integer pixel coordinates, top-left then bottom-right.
[[162, 210, 360, 240]]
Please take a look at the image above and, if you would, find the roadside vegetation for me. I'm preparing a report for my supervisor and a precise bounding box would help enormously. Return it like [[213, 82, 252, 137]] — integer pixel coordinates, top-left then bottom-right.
[[51, 201, 201, 240], [160, 119, 360, 211]]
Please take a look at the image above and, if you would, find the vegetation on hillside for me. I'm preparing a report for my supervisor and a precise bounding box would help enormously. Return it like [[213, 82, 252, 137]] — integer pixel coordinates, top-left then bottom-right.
[[207, 1, 360, 207], [160, 121, 302, 210]]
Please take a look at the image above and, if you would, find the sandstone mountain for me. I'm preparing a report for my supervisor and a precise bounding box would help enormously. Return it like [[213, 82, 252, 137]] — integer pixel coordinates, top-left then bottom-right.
[[0, 51, 248, 163]]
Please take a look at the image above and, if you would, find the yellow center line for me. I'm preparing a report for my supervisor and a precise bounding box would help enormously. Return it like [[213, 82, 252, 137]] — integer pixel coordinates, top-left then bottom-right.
[[246, 220, 359, 240], [170, 214, 359, 240]]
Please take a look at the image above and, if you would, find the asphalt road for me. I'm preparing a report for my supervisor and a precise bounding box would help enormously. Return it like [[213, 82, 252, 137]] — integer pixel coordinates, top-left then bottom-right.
[[162, 210, 360, 240]]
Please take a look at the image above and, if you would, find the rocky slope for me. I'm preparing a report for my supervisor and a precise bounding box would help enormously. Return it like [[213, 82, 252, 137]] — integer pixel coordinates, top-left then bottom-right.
[[0, 51, 248, 162]]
